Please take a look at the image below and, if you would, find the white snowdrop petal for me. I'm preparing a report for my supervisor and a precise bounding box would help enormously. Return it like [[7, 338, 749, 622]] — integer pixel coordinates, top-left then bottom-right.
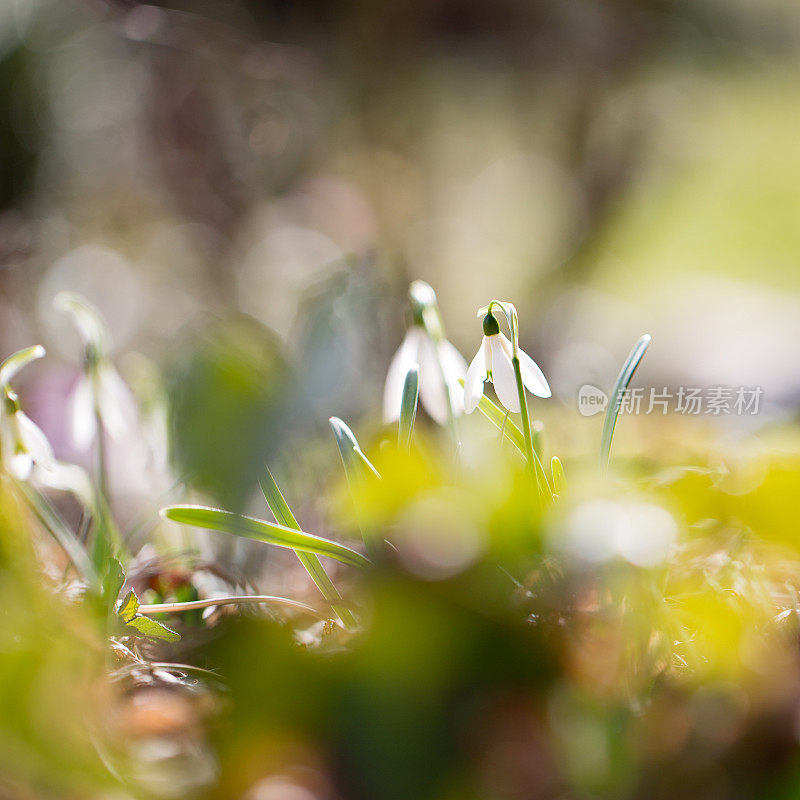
[[439, 339, 467, 416], [437, 339, 468, 417], [383, 329, 422, 423], [70, 376, 97, 451], [516, 346, 551, 398], [36, 462, 94, 505], [418, 333, 449, 424], [438, 339, 468, 381], [489, 335, 520, 413], [98, 364, 137, 440], [498, 333, 551, 399], [10, 450, 33, 480], [16, 412, 56, 471], [463, 341, 487, 414], [0, 417, 24, 478]]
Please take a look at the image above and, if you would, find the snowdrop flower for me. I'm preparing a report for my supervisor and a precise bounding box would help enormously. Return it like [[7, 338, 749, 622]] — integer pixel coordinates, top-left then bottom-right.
[[0, 345, 94, 503], [464, 311, 551, 414], [0, 346, 56, 480], [1, 390, 57, 480], [383, 282, 467, 425], [55, 292, 138, 451], [68, 358, 138, 450]]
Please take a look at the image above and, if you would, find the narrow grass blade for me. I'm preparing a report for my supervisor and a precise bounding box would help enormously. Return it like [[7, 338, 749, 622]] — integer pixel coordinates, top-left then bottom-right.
[[90, 493, 126, 583], [329, 416, 380, 479], [600, 333, 651, 470], [398, 364, 419, 452], [161, 505, 370, 570], [551, 456, 567, 496], [532, 420, 544, 461], [329, 416, 381, 558], [260, 467, 356, 629], [18, 482, 97, 589]]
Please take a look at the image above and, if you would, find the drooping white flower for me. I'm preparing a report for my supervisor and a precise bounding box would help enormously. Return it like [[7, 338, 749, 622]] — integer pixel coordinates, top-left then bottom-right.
[[69, 361, 138, 451], [0, 345, 94, 502], [383, 326, 467, 425], [0, 346, 56, 480], [464, 312, 550, 414], [1, 391, 57, 480], [55, 291, 138, 451]]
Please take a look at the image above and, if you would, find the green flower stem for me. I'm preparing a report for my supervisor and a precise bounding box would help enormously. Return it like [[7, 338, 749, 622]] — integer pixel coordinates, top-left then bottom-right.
[[88, 364, 128, 571], [512, 355, 552, 503], [17, 481, 98, 588], [93, 390, 108, 503]]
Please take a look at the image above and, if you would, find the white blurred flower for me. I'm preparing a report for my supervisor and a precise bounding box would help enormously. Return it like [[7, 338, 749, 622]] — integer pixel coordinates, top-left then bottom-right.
[[561, 499, 678, 567], [383, 325, 467, 425], [1, 389, 56, 480], [55, 291, 138, 450], [0, 345, 93, 502], [69, 361, 138, 451], [0, 346, 55, 480], [464, 312, 550, 414]]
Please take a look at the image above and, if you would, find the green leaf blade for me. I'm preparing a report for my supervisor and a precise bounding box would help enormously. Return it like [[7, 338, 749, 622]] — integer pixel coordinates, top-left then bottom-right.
[[123, 615, 180, 642], [259, 468, 300, 530], [329, 416, 381, 479], [161, 505, 370, 570], [600, 334, 652, 470], [551, 456, 567, 496], [259, 468, 357, 629], [398, 364, 419, 452], [17, 483, 98, 589], [117, 589, 139, 624], [329, 417, 382, 558]]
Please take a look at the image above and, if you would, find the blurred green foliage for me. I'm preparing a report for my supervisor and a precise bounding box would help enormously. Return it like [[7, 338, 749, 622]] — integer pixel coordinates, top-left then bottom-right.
[[166, 315, 292, 510], [199, 572, 555, 800], [0, 479, 112, 798]]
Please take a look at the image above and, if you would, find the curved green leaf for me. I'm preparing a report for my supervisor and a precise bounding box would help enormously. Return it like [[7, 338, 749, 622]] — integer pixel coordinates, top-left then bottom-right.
[[329, 417, 381, 558], [161, 505, 370, 570], [260, 467, 356, 629], [123, 614, 180, 642], [398, 364, 419, 452], [329, 416, 380, 479], [551, 456, 567, 495], [600, 334, 651, 470]]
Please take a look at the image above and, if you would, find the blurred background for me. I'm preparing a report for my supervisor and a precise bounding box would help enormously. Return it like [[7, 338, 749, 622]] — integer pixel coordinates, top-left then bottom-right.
[[7, 5, 800, 799], [3, 0, 800, 466]]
